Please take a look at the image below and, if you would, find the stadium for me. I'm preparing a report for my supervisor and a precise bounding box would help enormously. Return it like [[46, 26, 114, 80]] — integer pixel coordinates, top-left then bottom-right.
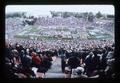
[[5, 5, 115, 78]]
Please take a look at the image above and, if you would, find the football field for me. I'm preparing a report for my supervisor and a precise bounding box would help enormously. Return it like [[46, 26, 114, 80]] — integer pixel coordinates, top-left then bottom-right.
[[14, 25, 114, 41]]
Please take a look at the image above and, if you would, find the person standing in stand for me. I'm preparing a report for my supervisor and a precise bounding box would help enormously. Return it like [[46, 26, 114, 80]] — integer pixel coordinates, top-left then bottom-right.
[[59, 48, 66, 73]]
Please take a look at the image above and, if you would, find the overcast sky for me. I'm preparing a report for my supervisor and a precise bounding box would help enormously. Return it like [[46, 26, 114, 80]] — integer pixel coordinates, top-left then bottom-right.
[[6, 5, 114, 16]]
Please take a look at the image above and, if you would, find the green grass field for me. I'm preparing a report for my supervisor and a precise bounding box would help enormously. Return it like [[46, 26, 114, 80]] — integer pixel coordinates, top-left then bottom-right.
[[14, 25, 113, 40]]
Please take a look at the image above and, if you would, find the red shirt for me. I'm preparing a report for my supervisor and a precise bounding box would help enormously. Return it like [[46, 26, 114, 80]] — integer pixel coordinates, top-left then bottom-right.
[[32, 55, 41, 65]]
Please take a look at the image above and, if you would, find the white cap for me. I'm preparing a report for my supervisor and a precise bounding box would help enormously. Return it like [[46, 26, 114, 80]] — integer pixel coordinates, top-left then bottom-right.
[[76, 67, 84, 73]]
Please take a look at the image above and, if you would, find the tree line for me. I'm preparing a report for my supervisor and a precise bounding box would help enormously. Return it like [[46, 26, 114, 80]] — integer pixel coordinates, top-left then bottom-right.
[[6, 11, 114, 23], [50, 11, 114, 22]]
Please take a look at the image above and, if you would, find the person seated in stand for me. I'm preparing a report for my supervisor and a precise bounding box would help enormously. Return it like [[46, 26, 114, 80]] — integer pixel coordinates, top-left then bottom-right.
[[105, 47, 115, 78], [46, 52, 53, 61], [31, 51, 42, 68], [67, 54, 80, 69], [20, 51, 36, 78], [40, 54, 52, 71], [71, 66, 88, 78], [5, 56, 18, 78]]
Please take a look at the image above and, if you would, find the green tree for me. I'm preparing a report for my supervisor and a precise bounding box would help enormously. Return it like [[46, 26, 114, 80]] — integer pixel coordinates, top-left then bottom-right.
[[107, 14, 114, 18], [6, 12, 26, 18], [50, 11, 59, 17], [96, 11, 103, 19], [74, 13, 82, 18], [62, 12, 71, 18], [88, 12, 94, 22], [82, 12, 89, 20]]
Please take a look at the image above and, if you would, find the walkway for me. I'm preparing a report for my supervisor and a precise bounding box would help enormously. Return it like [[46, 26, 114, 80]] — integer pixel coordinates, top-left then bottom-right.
[[44, 57, 65, 78]]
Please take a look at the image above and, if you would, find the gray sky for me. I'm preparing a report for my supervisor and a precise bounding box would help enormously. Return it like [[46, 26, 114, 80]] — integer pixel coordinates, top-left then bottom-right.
[[6, 5, 114, 16]]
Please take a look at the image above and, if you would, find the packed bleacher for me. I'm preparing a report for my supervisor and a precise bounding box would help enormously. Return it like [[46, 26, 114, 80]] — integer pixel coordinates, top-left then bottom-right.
[[5, 39, 115, 78], [35, 16, 88, 28], [62, 40, 115, 78], [5, 42, 53, 78], [6, 17, 24, 32]]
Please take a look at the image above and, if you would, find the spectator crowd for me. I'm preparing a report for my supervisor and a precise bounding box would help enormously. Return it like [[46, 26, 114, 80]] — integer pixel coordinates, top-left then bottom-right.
[[5, 39, 115, 78], [5, 14, 115, 78]]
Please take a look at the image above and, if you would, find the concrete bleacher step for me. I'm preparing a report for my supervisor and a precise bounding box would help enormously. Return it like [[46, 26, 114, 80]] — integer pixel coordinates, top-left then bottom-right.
[[44, 57, 65, 78], [44, 73, 65, 78]]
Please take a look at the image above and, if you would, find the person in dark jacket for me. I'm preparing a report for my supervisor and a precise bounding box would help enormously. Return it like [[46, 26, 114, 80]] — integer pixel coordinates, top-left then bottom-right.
[[85, 52, 94, 77], [5, 43, 13, 63], [61, 57, 66, 73], [67, 56, 80, 69], [41, 57, 52, 71]]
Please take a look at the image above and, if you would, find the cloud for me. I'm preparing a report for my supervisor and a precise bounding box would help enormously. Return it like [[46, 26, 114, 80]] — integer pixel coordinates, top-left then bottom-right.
[[5, 5, 114, 16]]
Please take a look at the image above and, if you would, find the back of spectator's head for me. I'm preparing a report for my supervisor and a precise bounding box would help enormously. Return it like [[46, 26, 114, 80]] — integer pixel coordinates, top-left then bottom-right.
[[89, 52, 94, 56], [92, 50, 97, 56], [108, 46, 113, 52], [102, 48, 107, 54], [76, 67, 84, 75], [12, 49, 18, 57], [16, 44, 20, 48], [21, 50, 25, 54], [31, 51, 37, 56], [112, 43, 115, 47]]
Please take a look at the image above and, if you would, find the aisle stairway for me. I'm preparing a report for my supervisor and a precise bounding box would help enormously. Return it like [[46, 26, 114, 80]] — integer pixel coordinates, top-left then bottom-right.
[[44, 57, 65, 78]]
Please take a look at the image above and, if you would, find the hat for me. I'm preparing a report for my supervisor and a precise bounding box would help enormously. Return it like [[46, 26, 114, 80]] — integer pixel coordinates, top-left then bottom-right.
[[89, 52, 93, 55], [76, 67, 84, 72], [76, 67, 84, 75], [21, 50, 25, 54]]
